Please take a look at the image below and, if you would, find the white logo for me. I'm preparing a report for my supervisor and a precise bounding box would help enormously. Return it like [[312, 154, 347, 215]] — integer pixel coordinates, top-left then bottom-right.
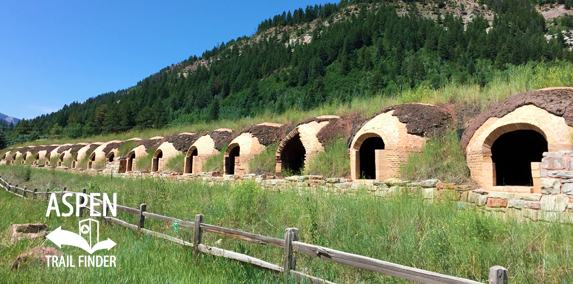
[[46, 218, 116, 254]]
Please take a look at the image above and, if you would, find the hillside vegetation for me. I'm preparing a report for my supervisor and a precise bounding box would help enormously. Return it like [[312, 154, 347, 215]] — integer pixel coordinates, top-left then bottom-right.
[[2, 0, 573, 149]]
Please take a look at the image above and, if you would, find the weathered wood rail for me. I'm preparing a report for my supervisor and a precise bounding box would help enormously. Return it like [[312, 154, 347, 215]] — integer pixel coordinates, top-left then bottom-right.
[[0, 175, 508, 284]]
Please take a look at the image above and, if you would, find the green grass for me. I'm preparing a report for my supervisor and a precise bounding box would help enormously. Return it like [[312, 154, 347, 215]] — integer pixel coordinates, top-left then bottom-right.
[[117, 140, 137, 157], [61, 155, 74, 168], [49, 156, 59, 167], [165, 153, 185, 173], [92, 158, 105, 170], [0, 187, 282, 283], [23, 152, 37, 165], [202, 145, 226, 173], [400, 128, 471, 183], [305, 138, 350, 177], [10, 62, 573, 151], [2, 166, 572, 283], [248, 143, 278, 175], [135, 147, 156, 172], [14, 154, 24, 165], [76, 151, 94, 169]]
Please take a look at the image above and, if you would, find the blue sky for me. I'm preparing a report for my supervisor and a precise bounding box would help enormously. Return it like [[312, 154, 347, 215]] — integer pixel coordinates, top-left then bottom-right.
[[0, 0, 329, 120]]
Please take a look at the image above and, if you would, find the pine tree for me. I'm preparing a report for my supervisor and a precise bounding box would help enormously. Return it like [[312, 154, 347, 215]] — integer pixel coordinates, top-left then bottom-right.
[[152, 101, 168, 128], [0, 131, 6, 149], [209, 99, 220, 121]]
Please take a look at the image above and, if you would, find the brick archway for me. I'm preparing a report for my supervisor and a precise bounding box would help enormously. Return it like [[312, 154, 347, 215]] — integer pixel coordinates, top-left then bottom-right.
[[350, 132, 391, 180], [58, 153, 65, 166], [152, 150, 163, 172], [107, 152, 115, 163], [480, 123, 547, 192], [72, 153, 78, 168], [224, 143, 240, 175], [126, 151, 136, 172], [88, 152, 96, 169], [276, 129, 306, 175], [185, 146, 198, 174]]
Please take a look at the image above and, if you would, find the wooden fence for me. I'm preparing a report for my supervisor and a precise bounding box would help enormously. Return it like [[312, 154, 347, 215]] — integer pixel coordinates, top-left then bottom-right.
[[0, 175, 508, 284]]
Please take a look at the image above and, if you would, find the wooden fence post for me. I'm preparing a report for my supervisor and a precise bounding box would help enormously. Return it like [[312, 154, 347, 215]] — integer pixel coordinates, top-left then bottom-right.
[[46, 188, 50, 201], [284, 227, 299, 276], [80, 188, 87, 217], [193, 214, 204, 257], [61, 187, 66, 198], [23, 186, 27, 198], [489, 266, 508, 284], [138, 204, 147, 230], [33, 189, 37, 200], [14, 185, 17, 194]]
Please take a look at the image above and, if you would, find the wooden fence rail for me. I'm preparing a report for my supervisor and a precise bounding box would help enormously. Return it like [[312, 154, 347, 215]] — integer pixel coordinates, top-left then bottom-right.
[[0, 174, 508, 284]]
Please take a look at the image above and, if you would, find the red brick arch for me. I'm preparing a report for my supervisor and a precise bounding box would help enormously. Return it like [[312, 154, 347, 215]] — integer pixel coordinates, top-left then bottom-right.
[[481, 123, 547, 157]]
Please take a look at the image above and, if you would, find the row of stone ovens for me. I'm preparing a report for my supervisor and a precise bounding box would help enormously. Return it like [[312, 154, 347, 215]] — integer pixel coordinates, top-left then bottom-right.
[[2, 88, 573, 194]]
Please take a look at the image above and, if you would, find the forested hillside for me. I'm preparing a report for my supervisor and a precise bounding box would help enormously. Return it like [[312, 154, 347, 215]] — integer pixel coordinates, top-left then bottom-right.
[[2, 0, 573, 147]]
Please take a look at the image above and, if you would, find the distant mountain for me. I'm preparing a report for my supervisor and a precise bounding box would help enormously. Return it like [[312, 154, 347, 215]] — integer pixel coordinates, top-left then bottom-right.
[[0, 112, 20, 125]]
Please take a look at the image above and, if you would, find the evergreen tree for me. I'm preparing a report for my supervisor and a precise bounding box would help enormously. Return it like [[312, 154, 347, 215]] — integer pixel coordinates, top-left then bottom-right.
[[209, 99, 220, 121], [152, 101, 168, 128], [0, 131, 6, 149]]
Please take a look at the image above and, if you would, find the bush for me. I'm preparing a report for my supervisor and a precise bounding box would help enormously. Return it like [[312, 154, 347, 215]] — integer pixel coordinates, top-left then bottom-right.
[[400, 128, 470, 183], [14, 165, 32, 182]]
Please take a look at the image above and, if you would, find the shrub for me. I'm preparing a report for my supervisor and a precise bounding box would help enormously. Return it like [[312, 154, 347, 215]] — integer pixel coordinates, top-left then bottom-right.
[[14, 165, 32, 182]]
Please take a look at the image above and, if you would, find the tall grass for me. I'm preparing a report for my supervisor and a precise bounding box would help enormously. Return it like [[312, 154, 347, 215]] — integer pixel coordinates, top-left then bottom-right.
[[117, 140, 138, 157], [305, 138, 350, 177], [23, 152, 37, 165], [135, 147, 156, 171], [400, 128, 470, 183], [202, 145, 226, 173], [93, 158, 105, 170], [165, 153, 185, 172], [76, 155, 90, 169], [62, 155, 74, 168], [248, 143, 278, 175], [1, 166, 572, 283], [49, 155, 59, 167]]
